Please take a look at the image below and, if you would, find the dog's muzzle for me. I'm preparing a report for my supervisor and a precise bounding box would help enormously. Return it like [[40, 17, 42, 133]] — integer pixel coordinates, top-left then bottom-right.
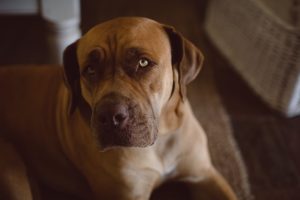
[[91, 93, 158, 150]]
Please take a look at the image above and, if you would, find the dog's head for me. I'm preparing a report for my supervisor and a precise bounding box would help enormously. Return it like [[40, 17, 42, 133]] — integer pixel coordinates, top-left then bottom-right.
[[63, 17, 203, 151]]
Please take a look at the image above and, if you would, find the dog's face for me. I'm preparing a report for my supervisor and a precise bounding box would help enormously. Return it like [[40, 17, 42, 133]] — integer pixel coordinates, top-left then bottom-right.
[[63, 17, 203, 151]]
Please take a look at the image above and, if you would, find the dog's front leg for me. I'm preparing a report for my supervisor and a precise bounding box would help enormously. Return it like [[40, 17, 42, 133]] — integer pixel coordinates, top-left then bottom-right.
[[121, 172, 160, 200], [89, 167, 160, 200], [187, 167, 237, 200]]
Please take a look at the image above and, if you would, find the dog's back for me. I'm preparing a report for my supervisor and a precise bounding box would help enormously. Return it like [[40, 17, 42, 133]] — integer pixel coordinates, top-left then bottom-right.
[[0, 66, 63, 140], [0, 66, 90, 197]]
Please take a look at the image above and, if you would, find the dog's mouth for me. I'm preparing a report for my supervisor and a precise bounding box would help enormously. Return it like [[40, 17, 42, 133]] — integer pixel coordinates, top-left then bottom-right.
[[90, 93, 158, 151]]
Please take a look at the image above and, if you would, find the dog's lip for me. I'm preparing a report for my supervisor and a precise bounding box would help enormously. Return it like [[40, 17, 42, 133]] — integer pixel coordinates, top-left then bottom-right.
[[92, 126, 158, 151], [98, 141, 156, 152]]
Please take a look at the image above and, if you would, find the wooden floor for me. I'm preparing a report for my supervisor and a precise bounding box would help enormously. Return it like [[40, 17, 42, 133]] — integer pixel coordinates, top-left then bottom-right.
[[0, 0, 300, 199]]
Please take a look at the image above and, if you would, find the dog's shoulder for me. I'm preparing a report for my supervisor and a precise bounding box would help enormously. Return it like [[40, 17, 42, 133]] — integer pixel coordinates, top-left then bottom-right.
[[0, 65, 64, 91]]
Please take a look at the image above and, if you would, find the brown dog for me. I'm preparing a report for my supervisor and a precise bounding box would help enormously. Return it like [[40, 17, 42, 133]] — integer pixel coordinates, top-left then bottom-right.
[[0, 17, 237, 200]]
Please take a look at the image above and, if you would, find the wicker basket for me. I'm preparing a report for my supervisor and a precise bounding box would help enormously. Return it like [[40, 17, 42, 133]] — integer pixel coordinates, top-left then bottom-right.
[[205, 0, 300, 117]]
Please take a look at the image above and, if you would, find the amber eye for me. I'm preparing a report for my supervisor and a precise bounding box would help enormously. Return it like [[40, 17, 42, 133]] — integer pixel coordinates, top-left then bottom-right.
[[138, 58, 150, 68], [85, 65, 96, 77]]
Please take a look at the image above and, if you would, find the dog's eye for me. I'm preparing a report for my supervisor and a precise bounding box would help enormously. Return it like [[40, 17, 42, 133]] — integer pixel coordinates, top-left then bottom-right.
[[85, 65, 96, 77], [138, 58, 150, 68]]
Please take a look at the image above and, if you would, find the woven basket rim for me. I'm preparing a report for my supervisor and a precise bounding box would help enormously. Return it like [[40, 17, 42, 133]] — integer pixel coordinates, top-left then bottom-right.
[[250, 0, 300, 32]]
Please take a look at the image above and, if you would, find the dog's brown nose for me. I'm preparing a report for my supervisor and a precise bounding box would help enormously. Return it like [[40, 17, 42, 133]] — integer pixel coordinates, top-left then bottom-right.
[[97, 101, 129, 129]]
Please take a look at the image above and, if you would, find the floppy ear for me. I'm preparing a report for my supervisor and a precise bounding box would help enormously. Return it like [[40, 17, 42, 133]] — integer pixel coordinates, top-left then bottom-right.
[[163, 26, 204, 99], [63, 40, 81, 114]]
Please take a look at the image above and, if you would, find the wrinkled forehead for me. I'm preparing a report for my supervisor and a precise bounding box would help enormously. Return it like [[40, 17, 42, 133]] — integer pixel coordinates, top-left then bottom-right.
[[77, 18, 171, 65]]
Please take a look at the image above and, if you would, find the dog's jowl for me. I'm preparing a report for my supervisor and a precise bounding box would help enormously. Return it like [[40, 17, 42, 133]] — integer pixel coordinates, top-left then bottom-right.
[[0, 17, 237, 200]]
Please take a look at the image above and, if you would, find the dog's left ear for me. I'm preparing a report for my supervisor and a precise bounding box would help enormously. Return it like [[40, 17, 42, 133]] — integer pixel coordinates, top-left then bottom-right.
[[163, 26, 204, 99], [63, 40, 81, 114]]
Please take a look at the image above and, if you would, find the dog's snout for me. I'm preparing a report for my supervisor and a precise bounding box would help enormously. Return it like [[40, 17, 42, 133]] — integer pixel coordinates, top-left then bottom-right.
[[96, 99, 129, 129], [92, 92, 157, 149]]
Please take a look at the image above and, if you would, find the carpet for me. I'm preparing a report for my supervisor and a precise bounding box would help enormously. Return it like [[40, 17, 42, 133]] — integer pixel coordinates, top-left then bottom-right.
[[213, 50, 300, 200]]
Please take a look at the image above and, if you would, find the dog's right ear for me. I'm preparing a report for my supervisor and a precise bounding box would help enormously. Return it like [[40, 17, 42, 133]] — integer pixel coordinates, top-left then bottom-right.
[[63, 40, 81, 114]]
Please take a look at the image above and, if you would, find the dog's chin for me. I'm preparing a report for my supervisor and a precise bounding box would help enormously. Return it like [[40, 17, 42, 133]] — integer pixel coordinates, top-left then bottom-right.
[[92, 126, 158, 152]]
